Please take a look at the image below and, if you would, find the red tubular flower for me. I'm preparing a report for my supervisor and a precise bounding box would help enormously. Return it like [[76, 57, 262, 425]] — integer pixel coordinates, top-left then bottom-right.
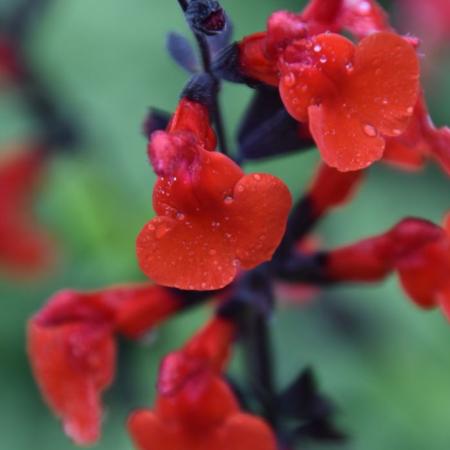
[[396, 214, 450, 310], [327, 218, 445, 282], [128, 317, 277, 450], [136, 99, 292, 290], [239, 32, 279, 86], [0, 146, 54, 275], [28, 284, 180, 445], [279, 32, 419, 171], [327, 217, 450, 316]]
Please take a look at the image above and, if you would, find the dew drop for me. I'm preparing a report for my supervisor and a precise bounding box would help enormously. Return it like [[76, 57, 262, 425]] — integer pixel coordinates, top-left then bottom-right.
[[147, 223, 156, 231], [363, 124, 377, 137], [155, 223, 171, 239], [393, 129, 402, 136], [406, 106, 414, 114], [232, 259, 240, 267], [319, 55, 327, 64], [358, 1, 371, 14], [237, 185, 245, 193], [224, 195, 234, 205], [283, 72, 296, 87], [313, 44, 322, 52], [176, 212, 185, 221], [253, 174, 262, 181], [201, 282, 207, 289]]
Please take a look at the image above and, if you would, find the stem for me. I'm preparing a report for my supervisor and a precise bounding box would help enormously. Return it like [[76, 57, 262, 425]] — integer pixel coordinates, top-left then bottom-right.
[[176, 0, 229, 155], [242, 308, 278, 427]]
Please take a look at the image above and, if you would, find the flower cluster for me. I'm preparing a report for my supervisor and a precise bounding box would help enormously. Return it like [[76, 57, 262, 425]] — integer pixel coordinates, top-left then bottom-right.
[[26, 0, 450, 449]]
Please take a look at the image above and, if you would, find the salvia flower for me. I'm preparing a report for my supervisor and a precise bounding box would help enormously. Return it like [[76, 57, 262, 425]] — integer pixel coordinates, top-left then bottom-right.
[[136, 98, 292, 290], [238, 29, 420, 171], [128, 317, 277, 450], [28, 284, 180, 445], [326, 217, 449, 316]]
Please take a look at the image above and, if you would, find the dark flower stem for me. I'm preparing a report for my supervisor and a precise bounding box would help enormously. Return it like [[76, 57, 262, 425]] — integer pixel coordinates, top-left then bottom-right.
[[243, 310, 278, 428], [176, 0, 229, 156]]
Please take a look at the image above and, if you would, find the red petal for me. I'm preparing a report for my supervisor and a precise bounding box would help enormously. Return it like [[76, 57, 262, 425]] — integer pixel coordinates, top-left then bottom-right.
[[128, 410, 183, 450], [167, 99, 216, 151], [309, 101, 385, 171], [266, 11, 309, 59], [348, 32, 419, 137], [137, 173, 291, 290], [279, 34, 355, 123], [383, 138, 425, 171], [301, 0, 342, 26], [230, 173, 292, 269], [28, 321, 115, 445], [137, 215, 237, 290], [239, 33, 279, 86], [109, 284, 180, 339], [28, 285, 174, 444]]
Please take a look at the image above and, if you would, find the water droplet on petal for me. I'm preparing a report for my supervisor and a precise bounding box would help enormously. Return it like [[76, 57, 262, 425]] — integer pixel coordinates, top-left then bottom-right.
[[232, 259, 240, 267], [253, 174, 262, 181], [363, 124, 377, 137], [358, 1, 371, 14], [224, 195, 234, 205], [147, 223, 156, 231], [155, 223, 171, 239], [319, 55, 327, 64], [393, 129, 402, 136], [176, 212, 185, 221], [345, 62, 354, 74], [283, 72, 296, 87], [406, 107, 414, 114], [237, 185, 245, 193], [313, 44, 322, 53]]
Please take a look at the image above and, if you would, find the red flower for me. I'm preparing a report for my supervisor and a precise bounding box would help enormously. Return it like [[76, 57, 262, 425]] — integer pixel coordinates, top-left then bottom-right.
[[279, 32, 419, 171], [136, 99, 292, 290], [327, 217, 450, 314], [0, 146, 54, 275], [28, 284, 180, 445], [396, 214, 450, 311], [128, 317, 277, 450], [327, 218, 445, 282]]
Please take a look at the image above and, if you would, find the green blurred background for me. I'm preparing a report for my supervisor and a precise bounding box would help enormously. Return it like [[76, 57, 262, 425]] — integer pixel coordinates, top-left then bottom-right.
[[1, 0, 449, 449]]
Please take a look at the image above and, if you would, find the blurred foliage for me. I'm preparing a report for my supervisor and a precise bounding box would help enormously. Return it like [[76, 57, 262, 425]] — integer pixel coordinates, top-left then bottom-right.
[[0, 0, 449, 449]]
